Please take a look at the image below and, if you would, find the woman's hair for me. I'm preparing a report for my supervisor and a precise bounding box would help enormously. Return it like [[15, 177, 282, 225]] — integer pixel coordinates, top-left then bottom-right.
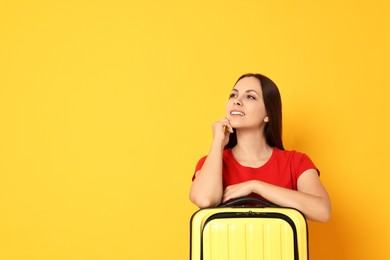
[[225, 73, 285, 150]]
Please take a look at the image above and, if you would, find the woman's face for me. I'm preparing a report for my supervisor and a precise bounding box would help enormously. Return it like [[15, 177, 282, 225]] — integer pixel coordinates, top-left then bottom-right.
[[226, 76, 269, 130]]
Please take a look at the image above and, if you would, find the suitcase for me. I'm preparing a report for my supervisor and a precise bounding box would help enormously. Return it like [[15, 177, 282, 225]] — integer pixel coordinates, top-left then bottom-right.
[[190, 197, 308, 260]]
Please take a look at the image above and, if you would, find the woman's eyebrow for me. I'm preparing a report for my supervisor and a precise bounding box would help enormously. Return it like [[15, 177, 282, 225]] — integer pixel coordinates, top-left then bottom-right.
[[232, 88, 259, 95], [246, 89, 260, 95]]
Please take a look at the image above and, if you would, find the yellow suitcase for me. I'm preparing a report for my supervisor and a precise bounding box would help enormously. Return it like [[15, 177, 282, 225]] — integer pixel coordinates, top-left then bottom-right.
[[190, 197, 308, 260]]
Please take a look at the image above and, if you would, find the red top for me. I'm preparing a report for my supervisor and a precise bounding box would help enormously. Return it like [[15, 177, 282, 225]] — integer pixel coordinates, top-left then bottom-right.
[[194, 148, 319, 191]]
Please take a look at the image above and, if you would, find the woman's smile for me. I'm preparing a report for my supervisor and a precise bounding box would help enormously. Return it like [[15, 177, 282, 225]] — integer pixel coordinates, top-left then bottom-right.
[[230, 111, 245, 116]]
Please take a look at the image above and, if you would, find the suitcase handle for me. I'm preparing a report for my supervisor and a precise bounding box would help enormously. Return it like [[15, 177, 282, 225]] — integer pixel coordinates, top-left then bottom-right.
[[219, 196, 279, 208]]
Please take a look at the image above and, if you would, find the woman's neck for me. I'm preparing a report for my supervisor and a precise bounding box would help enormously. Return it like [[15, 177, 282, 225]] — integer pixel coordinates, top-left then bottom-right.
[[232, 128, 273, 166]]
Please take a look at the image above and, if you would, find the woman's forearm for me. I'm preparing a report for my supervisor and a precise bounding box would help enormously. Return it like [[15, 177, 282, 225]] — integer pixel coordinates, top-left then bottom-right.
[[252, 180, 331, 222], [189, 142, 224, 208], [222, 169, 331, 222]]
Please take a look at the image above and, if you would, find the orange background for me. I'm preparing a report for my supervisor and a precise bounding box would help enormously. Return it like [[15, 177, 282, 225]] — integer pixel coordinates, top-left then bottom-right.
[[0, 1, 389, 259]]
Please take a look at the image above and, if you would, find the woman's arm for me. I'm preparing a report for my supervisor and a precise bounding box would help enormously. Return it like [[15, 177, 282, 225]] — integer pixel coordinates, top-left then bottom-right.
[[223, 169, 331, 222], [189, 142, 224, 208], [189, 118, 233, 208]]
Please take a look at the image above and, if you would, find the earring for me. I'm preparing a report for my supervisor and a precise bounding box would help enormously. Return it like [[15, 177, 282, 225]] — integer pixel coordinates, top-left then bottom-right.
[[264, 116, 269, 122]]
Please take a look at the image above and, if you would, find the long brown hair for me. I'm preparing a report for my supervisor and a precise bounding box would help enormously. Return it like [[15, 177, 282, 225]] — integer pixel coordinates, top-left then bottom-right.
[[225, 73, 284, 150]]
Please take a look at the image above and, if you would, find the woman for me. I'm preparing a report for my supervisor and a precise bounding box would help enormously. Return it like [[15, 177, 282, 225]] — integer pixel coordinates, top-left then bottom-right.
[[189, 73, 331, 222]]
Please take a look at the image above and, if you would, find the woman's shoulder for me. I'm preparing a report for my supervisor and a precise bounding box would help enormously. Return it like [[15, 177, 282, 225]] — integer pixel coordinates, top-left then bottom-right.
[[195, 149, 233, 162], [274, 147, 318, 172], [273, 147, 311, 161], [223, 148, 232, 156]]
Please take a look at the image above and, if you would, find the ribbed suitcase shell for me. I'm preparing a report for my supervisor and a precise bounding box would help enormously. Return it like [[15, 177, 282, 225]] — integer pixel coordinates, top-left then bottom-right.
[[190, 207, 308, 260]]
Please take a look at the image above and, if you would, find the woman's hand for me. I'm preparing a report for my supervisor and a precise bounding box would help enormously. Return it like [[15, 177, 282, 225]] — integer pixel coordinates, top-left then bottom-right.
[[222, 181, 256, 202], [212, 117, 234, 148]]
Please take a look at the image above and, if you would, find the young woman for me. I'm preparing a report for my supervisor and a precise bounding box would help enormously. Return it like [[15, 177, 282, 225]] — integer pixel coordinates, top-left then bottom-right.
[[189, 73, 331, 222]]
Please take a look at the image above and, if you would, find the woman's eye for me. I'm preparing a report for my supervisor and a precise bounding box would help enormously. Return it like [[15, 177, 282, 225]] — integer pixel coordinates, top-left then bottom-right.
[[246, 95, 256, 100], [229, 93, 237, 99]]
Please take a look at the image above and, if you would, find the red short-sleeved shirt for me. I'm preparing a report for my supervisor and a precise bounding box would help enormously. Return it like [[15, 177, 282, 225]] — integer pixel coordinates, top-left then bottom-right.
[[193, 148, 319, 191]]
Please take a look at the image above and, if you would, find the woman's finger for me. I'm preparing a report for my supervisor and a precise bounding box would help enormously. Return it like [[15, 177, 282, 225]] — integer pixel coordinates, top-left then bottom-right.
[[223, 117, 234, 133]]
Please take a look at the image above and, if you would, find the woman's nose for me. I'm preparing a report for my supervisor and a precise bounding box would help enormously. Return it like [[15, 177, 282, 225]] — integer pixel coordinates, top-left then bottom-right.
[[234, 99, 242, 106]]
